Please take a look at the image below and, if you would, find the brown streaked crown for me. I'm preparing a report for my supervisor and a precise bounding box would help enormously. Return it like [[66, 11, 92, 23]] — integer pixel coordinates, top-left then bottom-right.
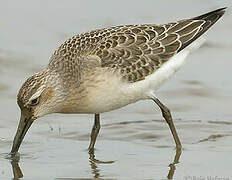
[[17, 70, 48, 108]]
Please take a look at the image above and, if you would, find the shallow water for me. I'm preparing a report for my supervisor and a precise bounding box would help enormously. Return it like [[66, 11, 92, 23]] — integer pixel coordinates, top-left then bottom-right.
[[0, 0, 232, 180]]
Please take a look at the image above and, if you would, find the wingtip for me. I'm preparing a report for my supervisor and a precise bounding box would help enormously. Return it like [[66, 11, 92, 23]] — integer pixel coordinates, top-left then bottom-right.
[[219, 7, 227, 11], [178, 7, 226, 53], [217, 7, 227, 10], [192, 7, 227, 21], [215, 7, 227, 14]]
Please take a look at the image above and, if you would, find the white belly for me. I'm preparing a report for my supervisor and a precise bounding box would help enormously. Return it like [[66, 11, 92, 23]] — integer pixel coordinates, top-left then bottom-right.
[[84, 51, 190, 113], [83, 72, 144, 113]]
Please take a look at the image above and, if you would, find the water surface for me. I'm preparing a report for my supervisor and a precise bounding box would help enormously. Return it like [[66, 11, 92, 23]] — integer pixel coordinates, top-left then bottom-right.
[[0, 0, 232, 179]]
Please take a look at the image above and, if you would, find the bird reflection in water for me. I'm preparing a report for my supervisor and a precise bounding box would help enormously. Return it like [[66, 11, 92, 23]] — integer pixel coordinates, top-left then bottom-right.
[[10, 159, 23, 180], [89, 151, 115, 179], [9, 148, 181, 180]]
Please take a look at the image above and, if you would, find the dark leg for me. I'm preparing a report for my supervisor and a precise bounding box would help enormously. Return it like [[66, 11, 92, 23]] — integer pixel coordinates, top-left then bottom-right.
[[152, 97, 182, 149], [167, 148, 182, 179], [11, 160, 23, 179], [88, 114, 100, 153]]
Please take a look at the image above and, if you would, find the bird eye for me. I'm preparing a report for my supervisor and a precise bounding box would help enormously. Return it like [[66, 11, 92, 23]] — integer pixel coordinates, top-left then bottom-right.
[[30, 98, 39, 106]]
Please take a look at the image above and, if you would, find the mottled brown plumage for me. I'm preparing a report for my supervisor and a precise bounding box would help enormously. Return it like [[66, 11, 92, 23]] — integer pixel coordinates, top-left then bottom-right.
[[48, 8, 225, 84]]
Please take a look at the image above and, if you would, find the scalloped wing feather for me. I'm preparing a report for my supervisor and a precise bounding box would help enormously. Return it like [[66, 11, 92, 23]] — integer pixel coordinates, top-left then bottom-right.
[[48, 8, 225, 84]]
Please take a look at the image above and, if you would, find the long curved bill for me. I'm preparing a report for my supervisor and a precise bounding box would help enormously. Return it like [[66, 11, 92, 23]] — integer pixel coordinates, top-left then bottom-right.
[[10, 112, 34, 156]]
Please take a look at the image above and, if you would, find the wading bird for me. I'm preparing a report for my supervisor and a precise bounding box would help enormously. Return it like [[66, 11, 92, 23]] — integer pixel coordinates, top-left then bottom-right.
[[10, 8, 226, 157]]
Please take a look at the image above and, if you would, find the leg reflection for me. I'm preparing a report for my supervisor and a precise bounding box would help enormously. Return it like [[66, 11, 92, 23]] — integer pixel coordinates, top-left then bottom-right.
[[11, 160, 23, 180], [167, 148, 182, 179], [9, 148, 181, 179], [88, 150, 115, 179]]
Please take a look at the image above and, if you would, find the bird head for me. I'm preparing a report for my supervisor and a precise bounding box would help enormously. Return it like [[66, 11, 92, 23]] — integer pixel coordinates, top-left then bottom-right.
[[10, 69, 63, 156]]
